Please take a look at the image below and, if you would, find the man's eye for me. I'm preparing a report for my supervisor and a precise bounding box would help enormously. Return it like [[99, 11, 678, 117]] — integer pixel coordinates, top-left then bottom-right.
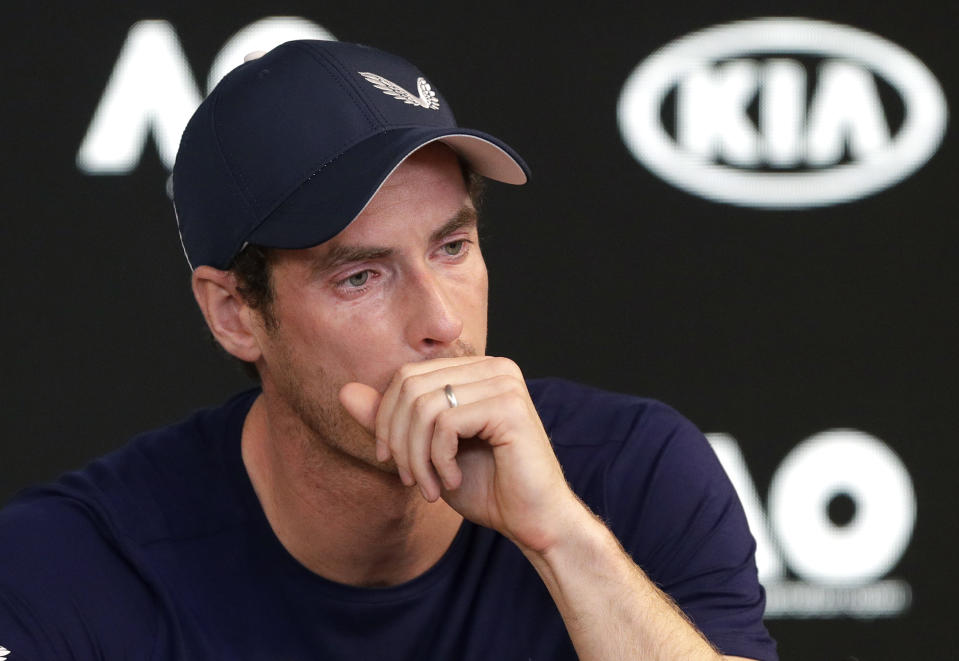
[[443, 240, 465, 256], [347, 271, 370, 287]]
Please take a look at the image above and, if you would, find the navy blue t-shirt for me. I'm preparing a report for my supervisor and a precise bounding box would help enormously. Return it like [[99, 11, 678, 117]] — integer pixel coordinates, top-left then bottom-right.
[[0, 379, 777, 660]]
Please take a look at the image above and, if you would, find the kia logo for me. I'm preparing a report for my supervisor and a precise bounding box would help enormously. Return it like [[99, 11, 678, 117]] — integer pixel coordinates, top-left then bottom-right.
[[617, 17, 948, 208]]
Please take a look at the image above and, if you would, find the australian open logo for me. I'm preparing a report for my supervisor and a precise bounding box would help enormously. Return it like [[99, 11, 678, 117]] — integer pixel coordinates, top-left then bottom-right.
[[616, 17, 948, 208], [708, 429, 916, 619]]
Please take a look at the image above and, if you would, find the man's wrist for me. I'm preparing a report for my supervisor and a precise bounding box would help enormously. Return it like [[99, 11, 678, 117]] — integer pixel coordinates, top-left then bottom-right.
[[516, 496, 616, 565]]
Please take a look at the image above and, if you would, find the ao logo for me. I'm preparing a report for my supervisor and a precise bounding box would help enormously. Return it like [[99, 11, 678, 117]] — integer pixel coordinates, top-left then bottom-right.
[[708, 429, 916, 618], [77, 17, 335, 174], [617, 18, 948, 208]]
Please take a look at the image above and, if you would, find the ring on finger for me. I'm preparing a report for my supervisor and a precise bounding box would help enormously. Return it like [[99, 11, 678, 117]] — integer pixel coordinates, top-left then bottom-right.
[[444, 384, 458, 409]]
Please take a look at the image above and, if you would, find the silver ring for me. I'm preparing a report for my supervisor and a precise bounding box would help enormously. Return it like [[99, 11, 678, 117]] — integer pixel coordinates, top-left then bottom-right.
[[444, 384, 458, 408]]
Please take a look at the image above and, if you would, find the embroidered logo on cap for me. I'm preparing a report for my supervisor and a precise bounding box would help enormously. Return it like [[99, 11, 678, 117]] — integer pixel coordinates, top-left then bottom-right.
[[0, 646, 12, 658], [359, 72, 440, 110]]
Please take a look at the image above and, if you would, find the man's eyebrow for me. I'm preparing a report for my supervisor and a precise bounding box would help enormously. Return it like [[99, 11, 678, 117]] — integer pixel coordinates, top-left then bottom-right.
[[430, 207, 478, 244], [312, 207, 478, 273], [312, 244, 394, 273]]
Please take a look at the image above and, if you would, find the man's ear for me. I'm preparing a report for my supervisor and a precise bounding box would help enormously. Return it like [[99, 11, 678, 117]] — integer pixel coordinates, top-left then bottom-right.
[[191, 266, 263, 363]]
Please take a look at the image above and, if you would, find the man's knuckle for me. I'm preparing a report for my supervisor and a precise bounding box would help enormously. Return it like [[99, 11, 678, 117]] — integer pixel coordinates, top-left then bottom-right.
[[399, 373, 423, 399], [492, 356, 522, 378], [489, 374, 524, 402], [434, 410, 454, 434], [411, 392, 433, 419], [504, 393, 527, 416], [490, 356, 511, 371]]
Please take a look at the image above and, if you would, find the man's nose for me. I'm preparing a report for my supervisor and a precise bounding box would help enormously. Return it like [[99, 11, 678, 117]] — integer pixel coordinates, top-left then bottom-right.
[[403, 266, 464, 352]]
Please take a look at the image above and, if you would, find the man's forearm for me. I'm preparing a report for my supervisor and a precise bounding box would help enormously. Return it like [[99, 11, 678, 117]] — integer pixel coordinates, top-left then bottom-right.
[[519, 502, 723, 661]]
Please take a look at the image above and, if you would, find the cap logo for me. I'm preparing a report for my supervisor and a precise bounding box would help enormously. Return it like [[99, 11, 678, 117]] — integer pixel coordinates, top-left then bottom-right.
[[359, 72, 440, 110]]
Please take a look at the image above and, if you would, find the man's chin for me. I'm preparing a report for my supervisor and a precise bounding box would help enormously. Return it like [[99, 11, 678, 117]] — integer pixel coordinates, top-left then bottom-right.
[[321, 416, 403, 477], [335, 441, 405, 484]]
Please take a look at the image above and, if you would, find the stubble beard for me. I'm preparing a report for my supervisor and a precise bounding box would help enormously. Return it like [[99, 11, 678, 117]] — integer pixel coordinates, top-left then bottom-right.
[[271, 339, 480, 476], [274, 351, 379, 471]]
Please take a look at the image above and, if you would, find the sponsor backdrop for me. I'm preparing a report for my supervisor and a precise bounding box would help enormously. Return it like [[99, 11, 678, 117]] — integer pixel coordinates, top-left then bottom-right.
[[2, 2, 956, 659]]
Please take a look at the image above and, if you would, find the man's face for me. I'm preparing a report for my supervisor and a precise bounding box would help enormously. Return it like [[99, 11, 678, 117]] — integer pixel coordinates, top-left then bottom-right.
[[252, 143, 488, 469]]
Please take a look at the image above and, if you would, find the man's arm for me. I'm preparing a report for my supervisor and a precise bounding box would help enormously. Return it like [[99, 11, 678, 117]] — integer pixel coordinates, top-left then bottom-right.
[[519, 495, 755, 661], [340, 356, 761, 661]]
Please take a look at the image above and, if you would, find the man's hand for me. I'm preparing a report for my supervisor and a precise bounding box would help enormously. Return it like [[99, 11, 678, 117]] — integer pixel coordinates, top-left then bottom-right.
[[339, 356, 585, 553], [341, 357, 753, 660]]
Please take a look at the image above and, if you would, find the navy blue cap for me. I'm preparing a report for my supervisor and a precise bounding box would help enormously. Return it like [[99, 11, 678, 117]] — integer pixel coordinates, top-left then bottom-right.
[[172, 40, 530, 270]]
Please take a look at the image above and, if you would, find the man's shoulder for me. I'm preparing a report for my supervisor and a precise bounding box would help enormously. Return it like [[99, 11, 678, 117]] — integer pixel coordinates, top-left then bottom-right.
[[527, 376, 698, 449], [0, 490, 161, 657], [4, 388, 259, 546], [0, 389, 260, 657], [527, 377, 733, 534], [0, 491, 134, 598], [527, 377, 722, 517], [0, 491, 112, 573]]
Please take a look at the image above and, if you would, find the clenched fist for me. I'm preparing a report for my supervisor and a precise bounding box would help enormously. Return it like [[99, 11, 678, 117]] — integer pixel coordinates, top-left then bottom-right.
[[339, 356, 588, 553]]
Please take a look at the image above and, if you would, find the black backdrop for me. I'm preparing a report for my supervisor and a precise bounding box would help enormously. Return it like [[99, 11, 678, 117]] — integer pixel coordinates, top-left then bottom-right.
[[3, 2, 957, 659]]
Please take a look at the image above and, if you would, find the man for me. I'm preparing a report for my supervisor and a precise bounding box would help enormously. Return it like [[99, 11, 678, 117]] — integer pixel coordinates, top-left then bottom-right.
[[0, 40, 776, 660]]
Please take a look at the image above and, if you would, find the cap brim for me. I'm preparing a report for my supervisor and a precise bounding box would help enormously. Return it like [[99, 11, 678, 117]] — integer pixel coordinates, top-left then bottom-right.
[[247, 127, 529, 250]]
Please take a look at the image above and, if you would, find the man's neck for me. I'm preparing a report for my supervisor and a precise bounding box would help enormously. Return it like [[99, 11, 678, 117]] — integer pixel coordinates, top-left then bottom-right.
[[240, 394, 464, 587]]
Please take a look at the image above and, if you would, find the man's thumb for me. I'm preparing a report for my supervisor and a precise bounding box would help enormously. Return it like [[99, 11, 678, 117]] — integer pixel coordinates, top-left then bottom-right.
[[338, 382, 381, 433]]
